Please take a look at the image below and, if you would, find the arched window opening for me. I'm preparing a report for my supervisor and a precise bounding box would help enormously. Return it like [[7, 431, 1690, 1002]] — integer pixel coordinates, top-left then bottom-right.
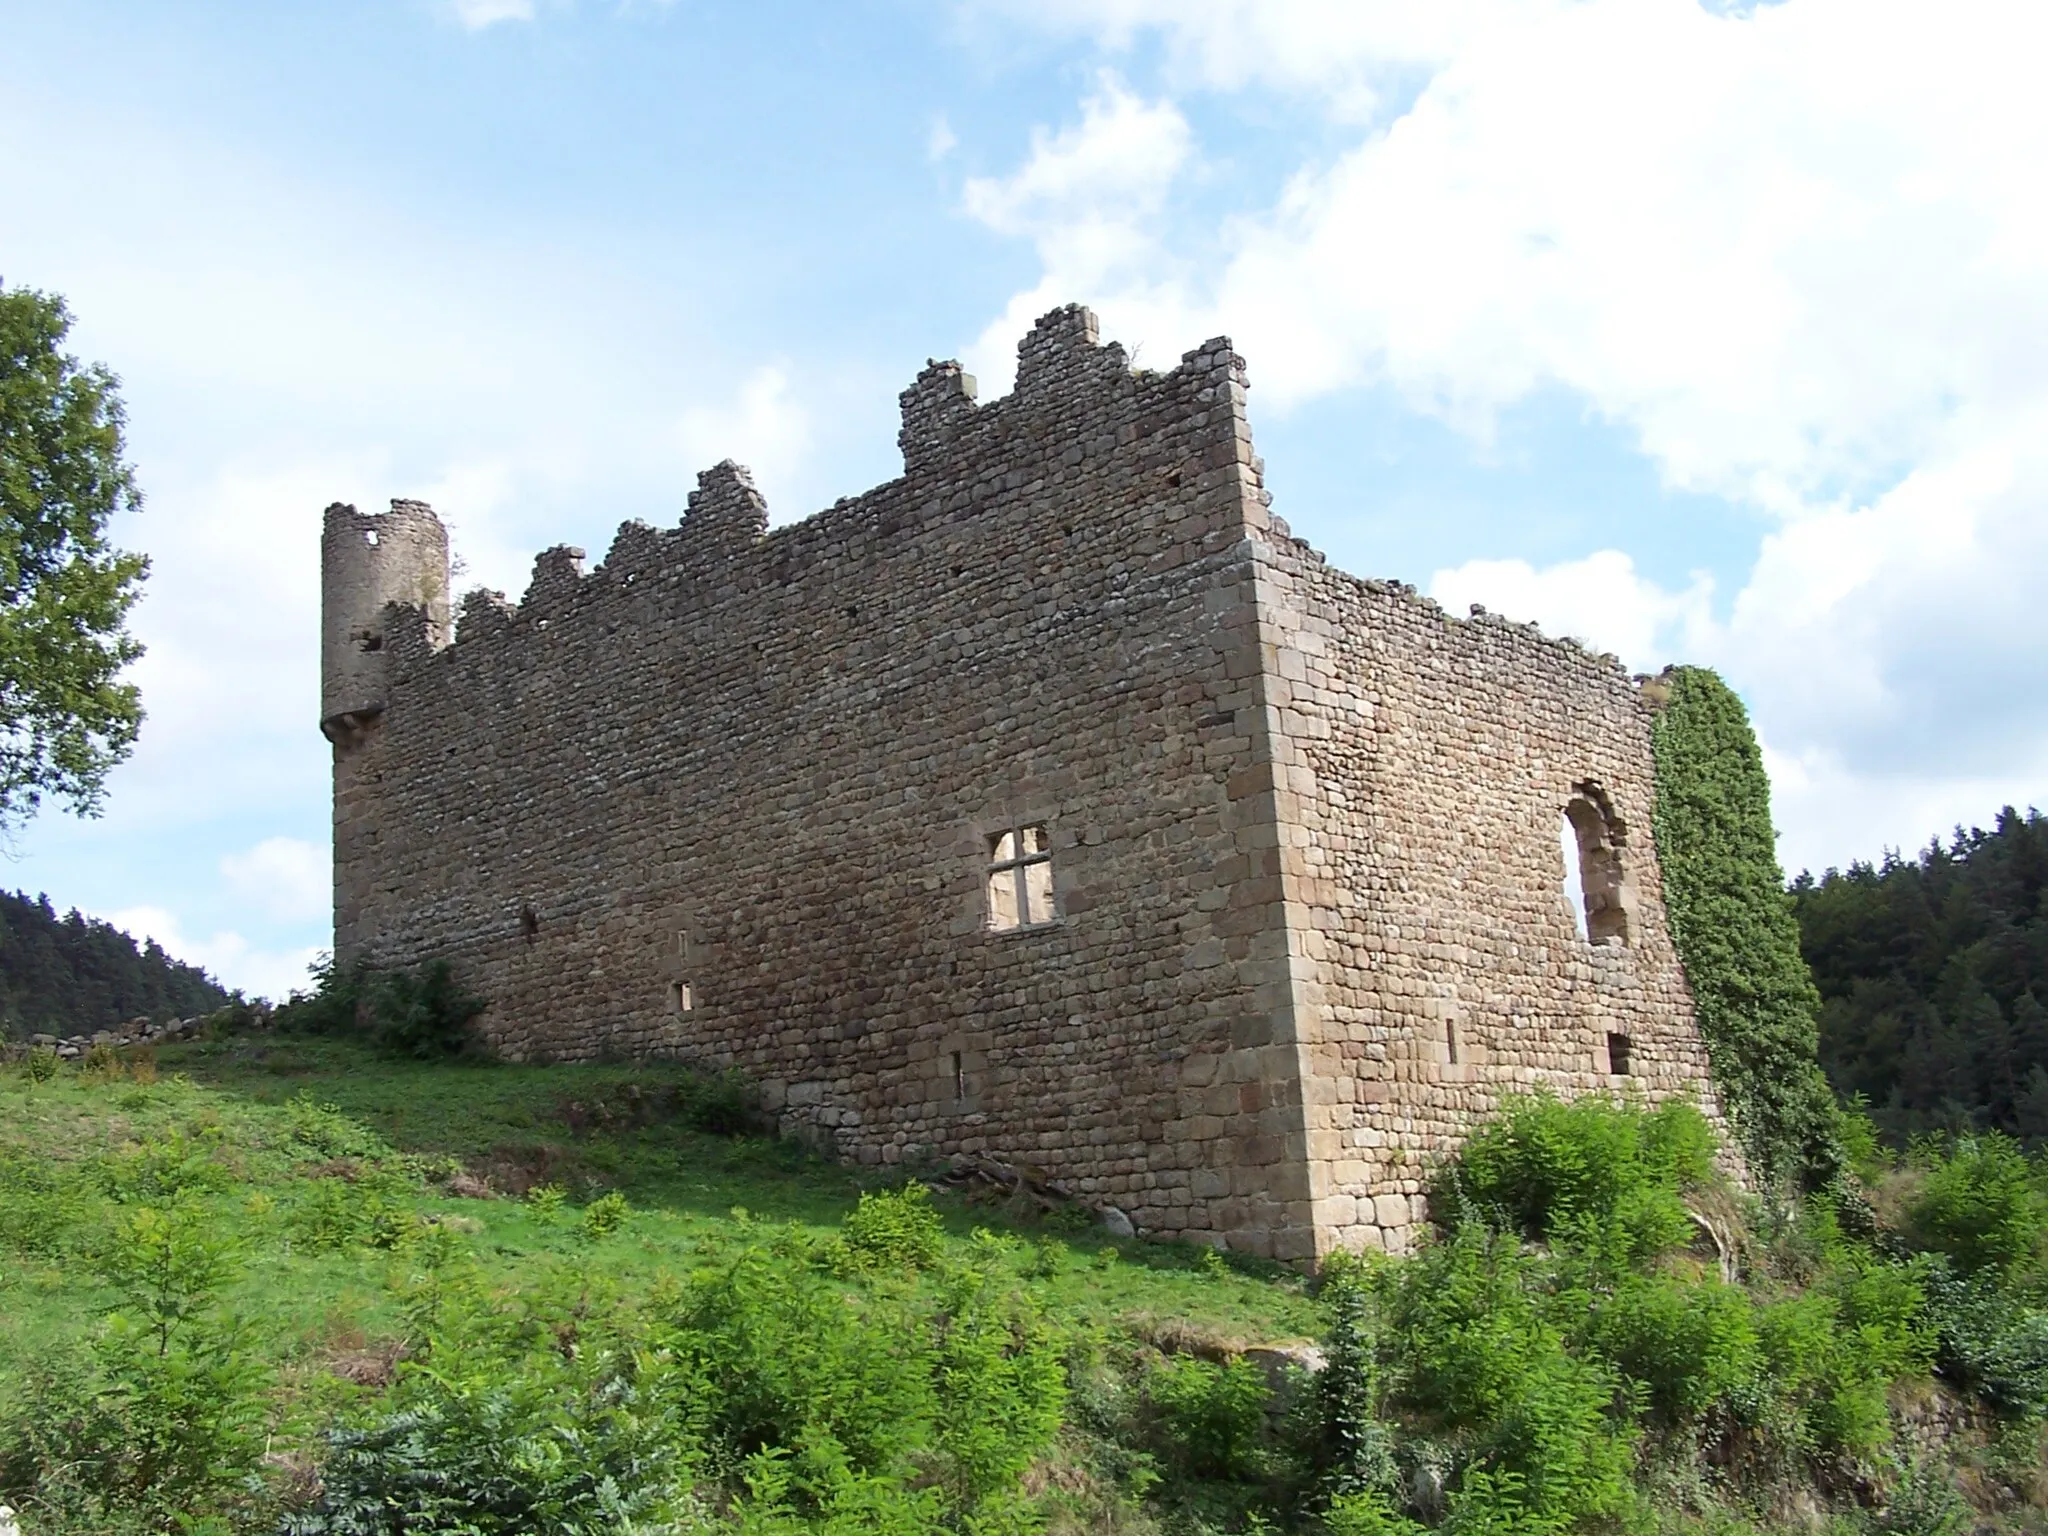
[[1561, 787, 1630, 946]]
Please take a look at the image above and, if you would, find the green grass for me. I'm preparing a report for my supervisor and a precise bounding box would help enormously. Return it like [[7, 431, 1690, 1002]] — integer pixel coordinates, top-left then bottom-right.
[[0, 1033, 1316, 1394]]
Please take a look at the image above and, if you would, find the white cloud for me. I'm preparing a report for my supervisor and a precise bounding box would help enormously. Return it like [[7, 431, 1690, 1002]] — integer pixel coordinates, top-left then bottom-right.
[[447, 0, 536, 29], [676, 367, 813, 522], [927, 115, 959, 162], [959, 75, 1199, 393], [220, 836, 329, 925], [106, 904, 324, 1003], [972, 0, 2048, 500], [1428, 410, 2048, 871], [968, 0, 2048, 871], [1429, 551, 1715, 671]]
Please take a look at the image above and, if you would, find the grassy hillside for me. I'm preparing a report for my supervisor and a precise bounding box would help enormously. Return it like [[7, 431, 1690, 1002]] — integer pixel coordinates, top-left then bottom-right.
[[5, 1028, 2048, 1535]]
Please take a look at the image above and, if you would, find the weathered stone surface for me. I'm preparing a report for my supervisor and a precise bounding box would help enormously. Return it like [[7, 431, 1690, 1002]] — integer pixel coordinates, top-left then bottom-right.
[[321, 303, 1727, 1260]]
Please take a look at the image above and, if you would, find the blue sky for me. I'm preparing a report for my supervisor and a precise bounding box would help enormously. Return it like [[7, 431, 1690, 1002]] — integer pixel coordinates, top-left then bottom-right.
[[2, 0, 2044, 997]]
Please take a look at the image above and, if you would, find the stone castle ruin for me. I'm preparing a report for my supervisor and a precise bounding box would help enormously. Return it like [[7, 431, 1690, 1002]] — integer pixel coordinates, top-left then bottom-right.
[[321, 304, 1723, 1260]]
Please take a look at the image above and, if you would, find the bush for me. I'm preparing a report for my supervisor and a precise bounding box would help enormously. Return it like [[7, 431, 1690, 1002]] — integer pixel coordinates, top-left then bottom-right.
[[288, 1340, 699, 1535], [839, 1183, 946, 1274], [277, 955, 487, 1059], [1753, 1261, 1932, 1460], [0, 1147, 84, 1258], [678, 1244, 942, 1477], [1920, 1262, 2048, 1418], [1580, 1273, 1760, 1426], [1904, 1134, 2048, 1279], [676, 1068, 761, 1137], [1868, 1457, 1971, 1536], [1438, 1093, 1715, 1266], [1315, 1251, 1399, 1497], [578, 1191, 631, 1242], [926, 1265, 1066, 1507], [363, 960, 488, 1059], [661, 1235, 1063, 1526], [1145, 1354, 1271, 1482], [0, 1197, 271, 1531], [1383, 1228, 1638, 1531]]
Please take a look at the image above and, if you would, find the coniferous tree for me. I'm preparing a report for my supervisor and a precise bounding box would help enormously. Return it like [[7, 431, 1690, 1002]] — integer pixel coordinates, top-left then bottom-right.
[[1795, 807, 2048, 1143], [0, 889, 230, 1038]]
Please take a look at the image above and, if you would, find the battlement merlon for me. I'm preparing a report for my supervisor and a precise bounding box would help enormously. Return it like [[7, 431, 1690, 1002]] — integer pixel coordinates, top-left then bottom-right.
[[387, 307, 1261, 663], [319, 498, 452, 747]]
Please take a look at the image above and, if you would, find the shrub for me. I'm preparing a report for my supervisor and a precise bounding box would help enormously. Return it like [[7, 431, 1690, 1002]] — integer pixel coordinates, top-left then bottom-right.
[[1920, 1263, 2048, 1418], [676, 1245, 941, 1477], [1145, 1354, 1271, 1482], [289, 1341, 699, 1534], [1868, 1458, 1971, 1536], [1, 1198, 271, 1531], [1316, 1251, 1398, 1497], [927, 1265, 1066, 1507], [286, 1168, 420, 1255], [1904, 1134, 2048, 1279], [0, 1148, 84, 1258], [1325, 1488, 1427, 1536], [578, 1191, 631, 1242], [1753, 1262, 1931, 1460], [1439, 1093, 1714, 1265], [277, 955, 487, 1059], [274, 952, 362, 1037], [1580, 1273, 1760, 1425], [677, 1067, 762, 1136], [99, 1125, 237, 1207], [23, 1043, 58, 1082], [1383, 1228, 1637, 1531], [526, 1183, 567, 1225], [283, 1092, 393, 1161], [363, 959, 488, 1059], [840, 1183, 946, 1274]]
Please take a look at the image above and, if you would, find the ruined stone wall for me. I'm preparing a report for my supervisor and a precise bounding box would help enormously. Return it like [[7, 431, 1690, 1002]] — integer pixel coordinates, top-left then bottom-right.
[[330, 308, 1330, 1258], [327, 304, 1732, 1262], [1247, 534, 1724, 1254]]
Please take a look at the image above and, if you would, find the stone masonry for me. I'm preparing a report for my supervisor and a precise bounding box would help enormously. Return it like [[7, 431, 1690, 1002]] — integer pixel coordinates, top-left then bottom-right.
[[320, 304, 1726, 1261]]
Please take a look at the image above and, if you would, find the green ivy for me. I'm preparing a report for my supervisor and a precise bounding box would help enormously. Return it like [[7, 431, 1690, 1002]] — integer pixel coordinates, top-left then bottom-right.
[[1647, 666, 1840, 1192]]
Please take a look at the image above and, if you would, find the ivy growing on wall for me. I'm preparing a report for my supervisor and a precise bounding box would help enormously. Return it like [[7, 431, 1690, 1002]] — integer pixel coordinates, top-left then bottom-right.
[[1647, 666, 1840, 1193]]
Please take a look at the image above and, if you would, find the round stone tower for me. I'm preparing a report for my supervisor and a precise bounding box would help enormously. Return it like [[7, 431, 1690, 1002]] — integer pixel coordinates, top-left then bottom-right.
[[320, 499, 450, 748]]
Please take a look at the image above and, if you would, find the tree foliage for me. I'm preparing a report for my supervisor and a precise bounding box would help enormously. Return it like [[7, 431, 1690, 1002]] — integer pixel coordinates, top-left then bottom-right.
[[1647, 666, 1840, 1190], [1795, 807, 2048, 1144], [0, 888, 230, 1039], [0, 281, 147, 826]]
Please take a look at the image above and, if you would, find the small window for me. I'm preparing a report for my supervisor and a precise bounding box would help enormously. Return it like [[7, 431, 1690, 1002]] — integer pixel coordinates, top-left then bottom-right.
[[987, 824, 1055, 931], [668, 980, 695, 1014], [1606, 1032, 1632, 1076], [950, 1051, 966, 1103], [1446, 1019, 1461, 1066]]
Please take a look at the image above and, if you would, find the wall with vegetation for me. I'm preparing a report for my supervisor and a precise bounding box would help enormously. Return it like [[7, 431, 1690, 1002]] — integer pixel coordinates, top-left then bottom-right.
[[1648, 666, 1840, 1190]]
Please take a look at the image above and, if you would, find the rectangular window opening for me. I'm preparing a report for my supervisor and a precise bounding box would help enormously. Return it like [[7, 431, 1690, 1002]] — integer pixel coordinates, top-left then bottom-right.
[[986, 823, 1054, 931], [1446, 1020, 1460, 1066], [1606, 1031, 1632, 1076]]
